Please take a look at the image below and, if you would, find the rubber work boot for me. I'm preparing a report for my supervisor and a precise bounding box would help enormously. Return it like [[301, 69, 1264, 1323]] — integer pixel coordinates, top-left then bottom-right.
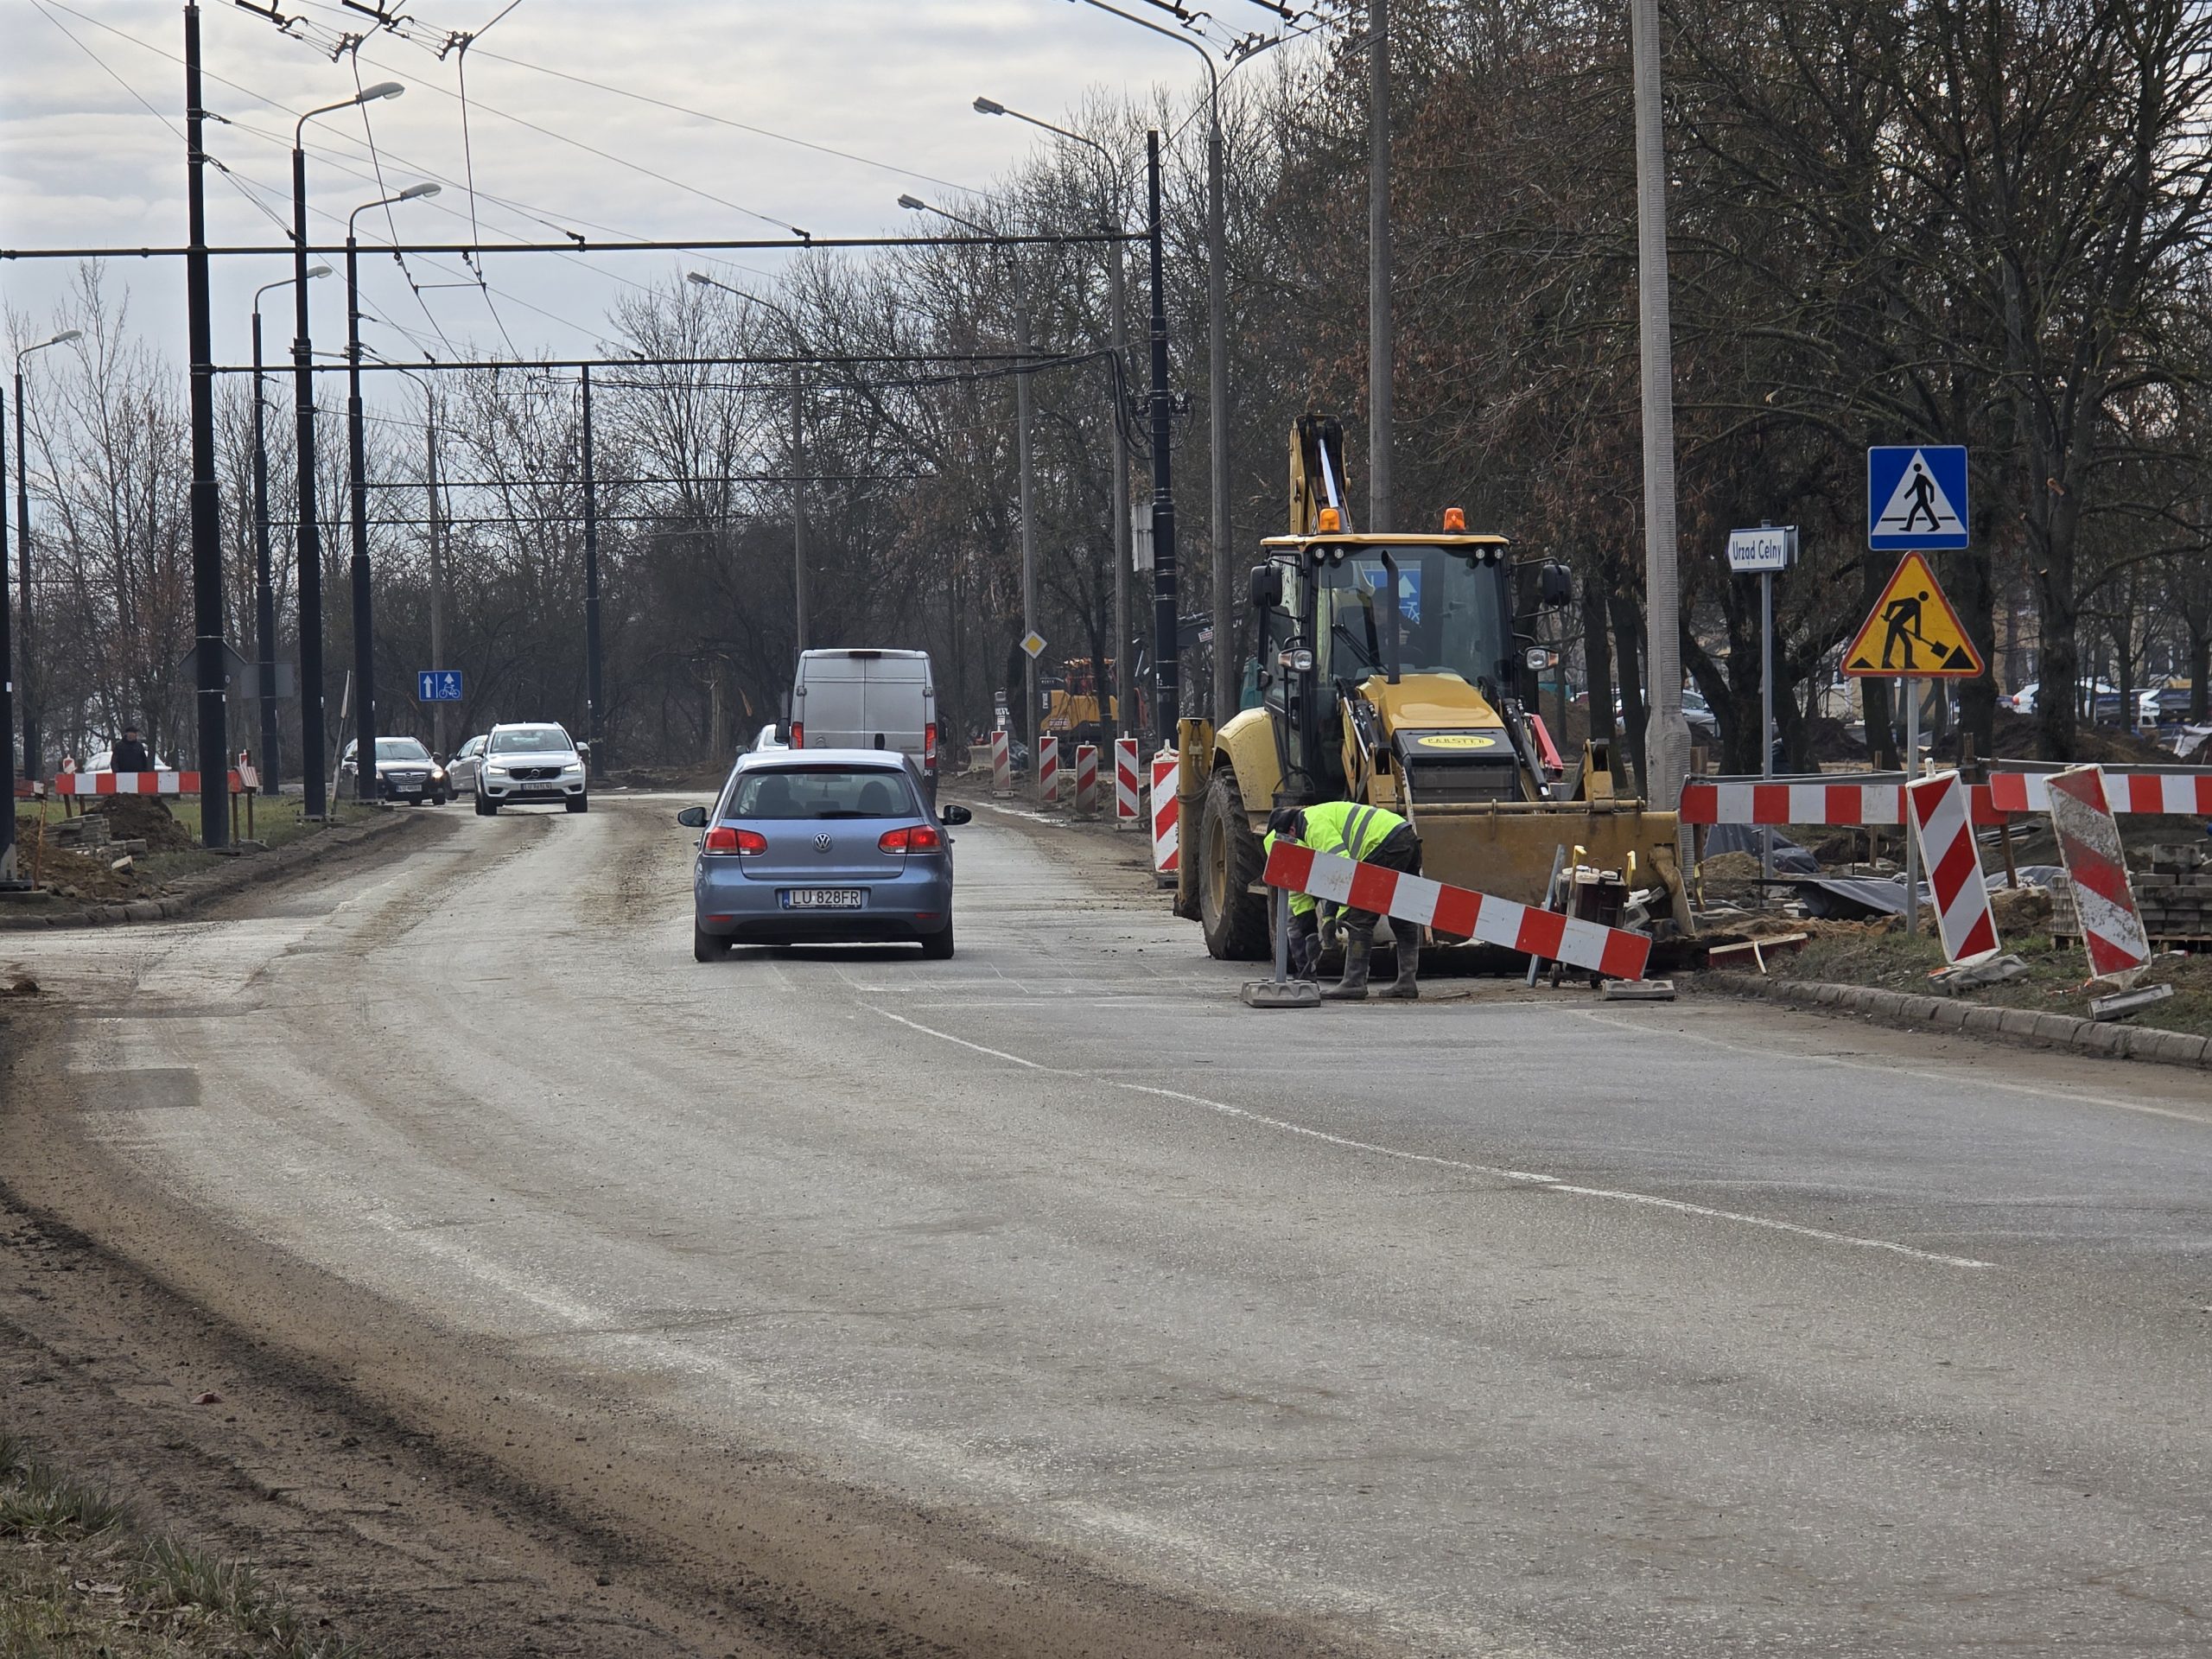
[[1320, 934, 1373, 1001], [1382, 926, 1421, 1000]]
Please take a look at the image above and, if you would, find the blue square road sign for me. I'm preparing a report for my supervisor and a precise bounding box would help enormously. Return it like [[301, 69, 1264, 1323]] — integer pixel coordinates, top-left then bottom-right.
[[417, 670, 463, 702], [1868, 445, 1968, 550]]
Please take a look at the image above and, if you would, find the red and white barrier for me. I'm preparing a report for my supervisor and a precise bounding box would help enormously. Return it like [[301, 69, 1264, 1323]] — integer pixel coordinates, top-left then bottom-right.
[[1905, 771, 2001, 964], [990, 731, 1011, 797], [1074, 743, 1098, 815], [2045, 766, 2152, 982], [54, 769, 257, 798], [1036, 735, 1059, 804], [1114, 737, 1141, 829], [1262, 839, 1651, 982], [1991, 768, 2212, 817], [1681, 777, 2008, 828], [11, 779, 45, 801], [1149, 751, 1179, 874]]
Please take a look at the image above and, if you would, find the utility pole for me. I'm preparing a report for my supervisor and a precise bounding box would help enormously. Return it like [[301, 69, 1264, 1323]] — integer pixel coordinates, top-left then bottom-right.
[[1017, 305, 1038, 771], [0, 378, 18, 886], [1108, 224, 1132, 741], [1205, 106, 1231, 726], [1630, 0, 1688, 809], [1147, 130, 1179, 740], [581, 365, 602, 757], [185, 3, 229, 849], [425, 385, 445, 760], [1368, 0, 1393, 535], [345, 219, 375, 802], [791, 366, 809, 654], [249, 289, 289, 788]]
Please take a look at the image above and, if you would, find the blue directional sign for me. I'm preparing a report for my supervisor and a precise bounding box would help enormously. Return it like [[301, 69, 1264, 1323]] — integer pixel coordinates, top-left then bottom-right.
[[1868, 445, 1968, 550], [417, 669, 464, 702]]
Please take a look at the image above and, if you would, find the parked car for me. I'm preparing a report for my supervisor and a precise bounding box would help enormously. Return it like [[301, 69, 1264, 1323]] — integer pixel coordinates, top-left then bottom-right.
[[751, 721, 788, 753], [80, 746, 171, 773], [2005, 680, 2124, 720], [474, 722, 588, 814], [789, 648, 938, 803], [677, 747, 970, 962], [445, 734, 487, 796], [340, 736, 448, 804]]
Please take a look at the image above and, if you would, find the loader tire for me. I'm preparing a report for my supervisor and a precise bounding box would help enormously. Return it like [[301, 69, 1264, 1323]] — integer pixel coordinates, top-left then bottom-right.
[[1199, 766, 1271, 962]]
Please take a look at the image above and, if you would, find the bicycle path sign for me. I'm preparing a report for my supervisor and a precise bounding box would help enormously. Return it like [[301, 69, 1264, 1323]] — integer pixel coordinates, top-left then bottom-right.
[[1868, 445, 1967, 550], [417, 670, 463, 702]]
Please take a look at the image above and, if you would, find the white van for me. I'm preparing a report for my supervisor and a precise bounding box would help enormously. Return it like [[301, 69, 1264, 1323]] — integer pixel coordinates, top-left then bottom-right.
[[789, 649, 938, 798]]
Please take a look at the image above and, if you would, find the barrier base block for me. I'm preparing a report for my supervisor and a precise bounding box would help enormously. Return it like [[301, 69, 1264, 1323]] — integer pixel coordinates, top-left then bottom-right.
[[2090, 981, 2174, 1021], [1600, 978, 1675, 1001], [1240, 978, 1321, 1009]]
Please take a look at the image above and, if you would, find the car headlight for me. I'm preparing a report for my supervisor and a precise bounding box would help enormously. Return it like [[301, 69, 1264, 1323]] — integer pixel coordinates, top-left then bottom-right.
[[561, 761, 583, 774], [486, 762, 510, 775]]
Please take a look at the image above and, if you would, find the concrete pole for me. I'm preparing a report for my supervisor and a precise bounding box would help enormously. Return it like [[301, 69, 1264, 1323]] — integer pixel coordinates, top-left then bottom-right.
[[1630, 0, 1688, 809], [1109, 228, 1133, 739], [1206, 116, 1233, 724], [185, 3, 230, 848], [791, 367, 809, 653], [426, 390, 445, 760], [1368, 0, 1393, 535], [1018, 304, 1038, 784]]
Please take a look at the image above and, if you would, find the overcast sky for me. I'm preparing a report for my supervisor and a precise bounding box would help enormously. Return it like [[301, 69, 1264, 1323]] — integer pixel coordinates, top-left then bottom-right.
[[2, 0, 1314, 380]]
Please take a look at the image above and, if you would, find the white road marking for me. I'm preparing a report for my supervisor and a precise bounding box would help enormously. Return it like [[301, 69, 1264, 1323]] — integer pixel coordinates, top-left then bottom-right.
[[1576, 1008, 2212, 1128], [861, 1007, 1996, 1269]]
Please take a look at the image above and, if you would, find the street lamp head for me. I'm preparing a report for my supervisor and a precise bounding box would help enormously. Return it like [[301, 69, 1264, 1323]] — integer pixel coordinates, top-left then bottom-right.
[[305, 264, 332, 280], [973, 97, 1006, 116], [397, 181, 441, 202], [685, 270, 712, 286], [897, 194, 930, 213], [356, 81, 405, 104], [43, 330, 83, 347]]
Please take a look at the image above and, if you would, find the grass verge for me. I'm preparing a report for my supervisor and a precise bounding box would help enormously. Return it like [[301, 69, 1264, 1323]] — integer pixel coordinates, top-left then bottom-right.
[[1769, 925, 2212, 1039], [0, 1430, 361, 1658]]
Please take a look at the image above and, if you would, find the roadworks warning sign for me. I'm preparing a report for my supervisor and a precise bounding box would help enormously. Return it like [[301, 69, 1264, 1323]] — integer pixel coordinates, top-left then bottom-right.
[[1842, 553, 1985, 678]]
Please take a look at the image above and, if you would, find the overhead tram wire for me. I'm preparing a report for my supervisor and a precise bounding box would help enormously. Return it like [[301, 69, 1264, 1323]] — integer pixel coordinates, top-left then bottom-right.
[[28, 3, 610, 355]]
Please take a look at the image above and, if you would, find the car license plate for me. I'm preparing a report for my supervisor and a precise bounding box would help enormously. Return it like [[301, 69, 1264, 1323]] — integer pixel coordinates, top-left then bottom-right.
[[782, 888, 864, 910]]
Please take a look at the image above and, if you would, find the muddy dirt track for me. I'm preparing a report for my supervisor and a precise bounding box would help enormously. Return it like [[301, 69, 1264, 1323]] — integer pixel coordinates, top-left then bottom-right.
[[2, 792, 2209, 1657]]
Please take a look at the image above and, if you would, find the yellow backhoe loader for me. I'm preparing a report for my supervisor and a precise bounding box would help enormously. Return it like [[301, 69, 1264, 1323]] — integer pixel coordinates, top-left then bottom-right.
[[1174, 414, 1688, 958]]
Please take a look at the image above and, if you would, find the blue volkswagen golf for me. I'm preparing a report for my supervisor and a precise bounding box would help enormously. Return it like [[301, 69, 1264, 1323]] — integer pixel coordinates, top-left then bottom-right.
[[677, 748, 970, 962]]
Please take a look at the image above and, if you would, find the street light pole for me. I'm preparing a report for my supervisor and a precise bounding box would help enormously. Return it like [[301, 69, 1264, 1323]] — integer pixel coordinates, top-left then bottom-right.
[[345, 181, 439, 803], [1630, 0, 1688, 808], [685, 270, 810, 655], [185, 1, 229, 849], [1146, 130, 1180, 741], [13, 329, 79, 785], [972, 99, 1135, 739], [294, 80, 404, 819], [1368, 0, 1392, 533], [252, 270, 324, 791], [1068, 1, 1231, 724], [580, 363, 601, 756]]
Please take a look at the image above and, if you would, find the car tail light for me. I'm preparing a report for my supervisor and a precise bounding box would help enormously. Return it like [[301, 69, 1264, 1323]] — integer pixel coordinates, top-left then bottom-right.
[[878, 823, 944, 854], [790, 721, 803, 748], [924, 721, 938, 772], [703, 825, 767, 855]]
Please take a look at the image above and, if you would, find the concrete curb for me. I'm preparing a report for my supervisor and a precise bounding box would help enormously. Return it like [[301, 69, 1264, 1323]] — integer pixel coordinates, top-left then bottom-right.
[[0, 809, 426, 931], [1694, 969, 2212, 1071]]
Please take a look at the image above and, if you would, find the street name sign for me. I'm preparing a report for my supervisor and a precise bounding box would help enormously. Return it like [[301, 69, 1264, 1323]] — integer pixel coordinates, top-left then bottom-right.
[[1726, 525, 1797, 573]]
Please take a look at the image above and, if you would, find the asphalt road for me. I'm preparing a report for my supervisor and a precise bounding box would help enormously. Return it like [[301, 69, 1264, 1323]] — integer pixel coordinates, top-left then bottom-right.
[[8, 792, 2209, 1656]]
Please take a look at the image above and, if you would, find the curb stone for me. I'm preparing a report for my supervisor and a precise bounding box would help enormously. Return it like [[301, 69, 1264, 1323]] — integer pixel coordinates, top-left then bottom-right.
[[1694, 969, 2212, 1073], [0, 809, 424, 931]]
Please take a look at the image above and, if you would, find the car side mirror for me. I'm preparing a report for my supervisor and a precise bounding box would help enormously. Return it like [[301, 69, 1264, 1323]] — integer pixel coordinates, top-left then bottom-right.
[[1539, 560, 1574, 609], [940, 804, 973, 826], [432, 753, 446, 766], [1249, 563, 1282, 611], [676, 805, 708, 828]]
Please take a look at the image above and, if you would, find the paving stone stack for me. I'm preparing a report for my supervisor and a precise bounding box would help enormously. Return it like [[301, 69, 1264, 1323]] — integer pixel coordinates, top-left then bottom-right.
[[2127, 844, 2212, 943]]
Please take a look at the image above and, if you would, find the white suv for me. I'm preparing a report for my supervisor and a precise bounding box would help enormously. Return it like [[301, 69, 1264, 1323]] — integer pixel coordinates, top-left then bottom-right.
[[474, 722, 588, 815]]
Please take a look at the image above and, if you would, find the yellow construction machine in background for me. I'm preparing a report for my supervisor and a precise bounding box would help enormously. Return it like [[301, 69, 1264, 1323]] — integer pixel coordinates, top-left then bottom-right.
[[1173, 414, 1688, 959]]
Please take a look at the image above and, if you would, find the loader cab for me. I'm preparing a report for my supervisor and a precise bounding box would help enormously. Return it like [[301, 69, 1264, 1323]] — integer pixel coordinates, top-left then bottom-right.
[[1254, 531, 1524, 802]]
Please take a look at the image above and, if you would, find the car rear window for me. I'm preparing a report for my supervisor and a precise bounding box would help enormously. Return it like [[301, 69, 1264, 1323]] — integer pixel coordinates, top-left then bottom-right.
[[726, 766, 917, 820]]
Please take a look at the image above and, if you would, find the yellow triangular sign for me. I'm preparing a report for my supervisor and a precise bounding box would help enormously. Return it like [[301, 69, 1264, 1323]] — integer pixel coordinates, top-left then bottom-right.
[[1842, 553, 1985, 678]]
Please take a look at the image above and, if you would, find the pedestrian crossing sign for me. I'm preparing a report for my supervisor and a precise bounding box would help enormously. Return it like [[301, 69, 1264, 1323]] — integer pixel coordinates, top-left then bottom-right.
[[1842, 553, 1984, 678], [1868, 445, 1967, 550]]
